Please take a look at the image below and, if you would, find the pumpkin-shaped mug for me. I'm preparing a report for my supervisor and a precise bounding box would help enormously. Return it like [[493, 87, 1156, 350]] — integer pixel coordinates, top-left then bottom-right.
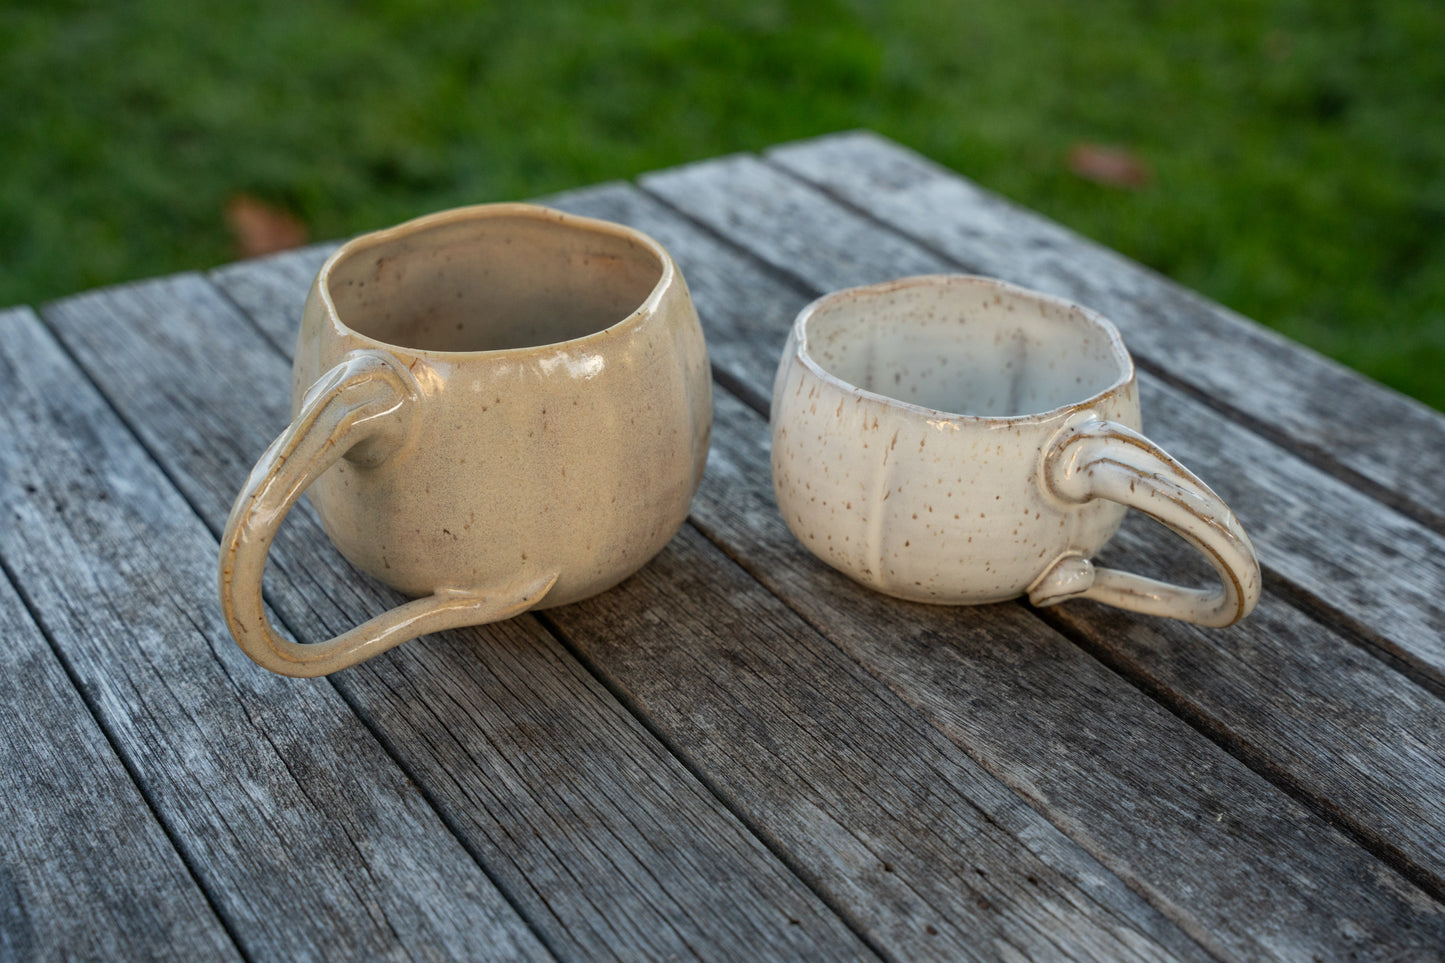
[[770, 275, 1259, 627], [220, 204, 711, 676]]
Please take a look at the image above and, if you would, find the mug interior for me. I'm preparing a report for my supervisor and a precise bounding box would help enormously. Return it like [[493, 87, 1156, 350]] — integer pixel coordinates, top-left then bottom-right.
[[325, 210, 665, 352], [801, 277, 1131, 417]]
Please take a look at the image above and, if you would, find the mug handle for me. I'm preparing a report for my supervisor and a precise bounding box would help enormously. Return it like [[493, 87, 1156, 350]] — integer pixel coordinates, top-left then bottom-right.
[[1028, 417, 1260, 627], [219, 349, 559, 677]]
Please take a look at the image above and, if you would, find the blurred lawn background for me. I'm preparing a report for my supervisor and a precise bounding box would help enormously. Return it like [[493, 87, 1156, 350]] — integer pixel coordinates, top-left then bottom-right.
[[3, 0, 1442, 409]]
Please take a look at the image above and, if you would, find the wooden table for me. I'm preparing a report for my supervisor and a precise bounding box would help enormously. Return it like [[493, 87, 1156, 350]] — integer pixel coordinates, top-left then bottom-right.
[[4, 131, 1444, 961]]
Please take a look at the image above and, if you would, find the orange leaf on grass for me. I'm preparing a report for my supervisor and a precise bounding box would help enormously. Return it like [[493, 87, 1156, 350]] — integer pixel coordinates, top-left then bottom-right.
[[1067, 143, 1152, 190], [226, 195, 309, 258]]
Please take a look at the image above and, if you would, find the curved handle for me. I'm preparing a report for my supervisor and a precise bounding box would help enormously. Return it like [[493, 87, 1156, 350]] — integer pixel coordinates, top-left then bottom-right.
[[1029, 418, 1260, 627], [218, 350, 558, 677]]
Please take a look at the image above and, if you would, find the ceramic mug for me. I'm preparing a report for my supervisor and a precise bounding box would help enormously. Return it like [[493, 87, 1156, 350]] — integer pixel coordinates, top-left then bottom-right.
[[770, 274, 1259, 626], [220, 203, 712, 676]]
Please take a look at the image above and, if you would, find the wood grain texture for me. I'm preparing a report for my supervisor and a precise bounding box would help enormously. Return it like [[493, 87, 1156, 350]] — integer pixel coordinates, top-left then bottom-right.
[[547, 184, 1445, 958], [1124, 377, 1445, 680], [611, 154, 1445, 898], [546, 526, 1212, 963], [203, 227, 1209, 962], [0, 309, 551, 963], [696, 373, 1445, 962], [1051, 519, 1445, 900], [767, 130, 1445, 534], [50, 271, 873, 963], [18, 135, 1438, 960], [636, 153, 1445, 684], [212, 243, 337, 355], [0, 475, 239, 962]]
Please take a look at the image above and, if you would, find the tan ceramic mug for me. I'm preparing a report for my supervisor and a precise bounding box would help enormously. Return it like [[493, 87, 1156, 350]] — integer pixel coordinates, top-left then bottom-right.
[[220, 204, 711, 676], [770, 274, 1260, 627]]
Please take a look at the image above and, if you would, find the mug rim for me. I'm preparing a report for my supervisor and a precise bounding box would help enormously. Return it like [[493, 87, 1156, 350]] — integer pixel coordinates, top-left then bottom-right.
[[793, 274, 1136, 425], [315, 202, 676, 361]]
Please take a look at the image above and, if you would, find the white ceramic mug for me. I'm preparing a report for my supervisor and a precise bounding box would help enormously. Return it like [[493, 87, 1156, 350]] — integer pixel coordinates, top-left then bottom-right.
[[770, 274, 1259, 626], [220, 204, 711, 676]]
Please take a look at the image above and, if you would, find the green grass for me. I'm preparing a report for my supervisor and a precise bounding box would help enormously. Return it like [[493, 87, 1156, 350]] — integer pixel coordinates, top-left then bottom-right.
[[3, 0, 1442, 409]]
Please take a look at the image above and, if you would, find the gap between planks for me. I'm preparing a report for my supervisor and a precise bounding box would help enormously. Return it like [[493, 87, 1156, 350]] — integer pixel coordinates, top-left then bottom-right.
[[547, 175, 1445, 911], [73, 163, 1439, 954], [200, 234, 1232, 959], [23, 296, 561, 961], [34, 280, 874, 961], [0, 546, 244, 960], [692, 298, 1445, 903], [766, 131, 1445, 538], [199, 274, 587, 960], [1, 308, 557, 962], [629, 153, 1445, 695], [195, 271, 887, 963]]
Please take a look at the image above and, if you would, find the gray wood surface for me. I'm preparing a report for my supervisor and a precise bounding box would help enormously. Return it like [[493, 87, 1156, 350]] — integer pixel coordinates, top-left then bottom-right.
[[549, 181, 1445, 957], [0, 449, 239, 962], [6, 131, 1445, 962], [608, 155, 1445, 897], [547, 525, 1212, 962], [0, 308, 551, 963], [696, 389, 1445, 959], [202, 243, 1215, 960], [637, 152, 1445, 689], [213, 242, 337, 354], [768, 131, 1445, 535], [43, 274, 873, 963]]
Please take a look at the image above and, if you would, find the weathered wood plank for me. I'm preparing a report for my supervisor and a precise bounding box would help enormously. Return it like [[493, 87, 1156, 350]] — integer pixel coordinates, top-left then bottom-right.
[[702, 372, 1445, 961], [546, 525, 1214, 963], [204, 248, 1211, 962], [768, 130, 1445, 533], [637, 153, 1445, 686], [546, 395, 1445, 960], [0, 481, 239, 962], [1124, 377, 1445, 677], [1051, 503, 1445, 900], [47, 272, 876, 962], [576, 169, 1445, 907], [0, 309, 552, 962], [212, 243, 337, 355], [548, 183, 1445, 957]]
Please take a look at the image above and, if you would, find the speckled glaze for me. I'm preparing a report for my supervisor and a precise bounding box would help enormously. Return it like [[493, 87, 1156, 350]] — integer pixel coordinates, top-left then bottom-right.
[[771, 275, 1259, 627], [220, 203, 711, 676]]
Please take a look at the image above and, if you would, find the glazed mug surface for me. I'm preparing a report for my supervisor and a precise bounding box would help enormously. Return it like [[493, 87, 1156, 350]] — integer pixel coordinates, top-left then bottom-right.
[[770, 274, 1259, 627], [220, 203, 712, 676]]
